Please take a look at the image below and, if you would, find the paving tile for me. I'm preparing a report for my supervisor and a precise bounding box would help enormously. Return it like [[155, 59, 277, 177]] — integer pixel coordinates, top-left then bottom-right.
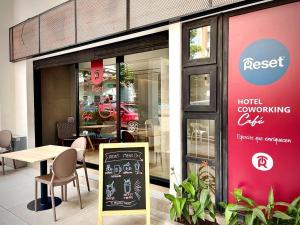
[[0, 166, 225, 225], [0, 206, 28, 225]]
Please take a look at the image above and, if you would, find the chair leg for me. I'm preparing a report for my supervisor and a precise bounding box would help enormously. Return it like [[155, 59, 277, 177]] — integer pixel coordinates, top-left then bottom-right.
[[73, 180, 75, 187], [50, 185, 56, 222], [83, 162, 90, 192], [12, 159, 16, 170], [64, 184, 67, 201], [75, 175, 83, 209], [2, 157, 4, 175], [35, 180, 38, 212], [61, 186, 64, 201]]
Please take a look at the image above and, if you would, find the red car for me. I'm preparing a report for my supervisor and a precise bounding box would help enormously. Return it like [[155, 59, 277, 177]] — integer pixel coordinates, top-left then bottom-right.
[[98, 103, 139, 131]]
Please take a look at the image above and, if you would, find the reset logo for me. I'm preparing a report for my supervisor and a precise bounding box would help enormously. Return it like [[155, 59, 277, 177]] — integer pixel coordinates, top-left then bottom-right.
[[239, 39, 290, 85], [252, 152, 273, 171]]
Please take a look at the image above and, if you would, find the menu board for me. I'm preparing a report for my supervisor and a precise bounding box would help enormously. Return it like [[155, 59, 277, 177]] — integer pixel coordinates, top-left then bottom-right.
[[98, 143, 150, 225]]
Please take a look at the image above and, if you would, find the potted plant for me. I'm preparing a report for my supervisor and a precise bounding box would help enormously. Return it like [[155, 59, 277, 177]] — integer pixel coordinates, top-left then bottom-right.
[[220, 187, 300, 225], [165, 171, 218, 225]]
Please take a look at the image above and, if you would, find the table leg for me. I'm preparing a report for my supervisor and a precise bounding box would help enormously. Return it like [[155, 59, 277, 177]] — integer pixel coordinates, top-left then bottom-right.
[[87, 136, 95, 151], [27, 160, 62, 211]]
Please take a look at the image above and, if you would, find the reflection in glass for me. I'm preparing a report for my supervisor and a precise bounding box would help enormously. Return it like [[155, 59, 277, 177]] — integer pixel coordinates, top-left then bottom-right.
[[79, 58, 117, 165], [190, 74, 210, 105], [187, 161, 216, 203], [187, 119, 215, 158], [122, 49, 170, 180], [189, 26, 211, 60]]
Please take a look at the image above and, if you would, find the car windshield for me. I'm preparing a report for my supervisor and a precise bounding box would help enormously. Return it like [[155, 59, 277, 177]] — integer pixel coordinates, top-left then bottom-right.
[[123, 105, 138, 113]]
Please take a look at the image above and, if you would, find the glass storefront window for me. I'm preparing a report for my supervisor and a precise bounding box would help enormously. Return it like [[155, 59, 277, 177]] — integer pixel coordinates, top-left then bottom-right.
[[79, 58, 117, 164], [122, 49, 169, 180], [187, 119, 215, 159], [189, 26, 211, 60], [190, 74, 210, 105]]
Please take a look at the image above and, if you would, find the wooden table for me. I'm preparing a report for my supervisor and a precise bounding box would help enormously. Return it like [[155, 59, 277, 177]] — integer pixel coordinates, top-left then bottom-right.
[[80, 124, 115, 151], [1, 145, 69, 211]]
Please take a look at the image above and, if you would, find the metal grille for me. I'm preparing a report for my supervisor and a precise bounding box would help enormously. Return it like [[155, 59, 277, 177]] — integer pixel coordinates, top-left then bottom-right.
[[40, 1, 75, 53], [12, 17, 39, 60], [212, 0, 244, 7], [76, 0, 127, 43], [130, 0, 245, 28]]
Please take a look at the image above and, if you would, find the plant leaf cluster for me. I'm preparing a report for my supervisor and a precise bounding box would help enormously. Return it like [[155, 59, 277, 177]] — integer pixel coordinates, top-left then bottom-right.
[[220, 188, 300, 225], [165, 172, 216, 225]]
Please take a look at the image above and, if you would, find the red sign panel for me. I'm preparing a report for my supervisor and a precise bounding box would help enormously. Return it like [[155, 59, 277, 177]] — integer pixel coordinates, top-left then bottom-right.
[[91, 59, 103, 85], [228, 2, 300, 204]]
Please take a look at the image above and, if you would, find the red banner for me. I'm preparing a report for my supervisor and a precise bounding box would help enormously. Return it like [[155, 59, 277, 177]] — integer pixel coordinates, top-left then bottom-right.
[[91, 59, 103, 85], [228, 2, 300, 204]]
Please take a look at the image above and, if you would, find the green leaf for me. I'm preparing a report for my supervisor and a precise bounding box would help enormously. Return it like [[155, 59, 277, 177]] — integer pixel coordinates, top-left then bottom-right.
[[233, 188, 255, 206], [273, 211, 293, 220], [199, 189, 209, 206], [188, 172, 198, 190], [225, 204, 235, 224], [239, 196, 255, 207], [291, 196, 300, 207], [182, 207, 191, 224], [208, 202, 215, 215], [192, 202, 200, 211], [174, 184, 181, 196], [253, 208, 267, 224], [173, 198, 181, 218], [182, 181, 196, 197], [192, 214, 198, 224], [164, 194, 175, 202], [245, 214, 254, 225], [228, 217, 239, 225], [170, 206, 176, 220], [197, 207, 205, 221], [219, 201, 227, 209], [233, 188, 243, 198], [268, 187, 274, 206], [230, 205, 252, 212], [179, 198, 187, 212]]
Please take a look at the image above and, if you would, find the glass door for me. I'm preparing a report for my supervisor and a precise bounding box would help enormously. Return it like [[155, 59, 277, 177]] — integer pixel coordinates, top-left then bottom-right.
[[77, 49, 170, 184], [78, 58, 117, 165], [121, 49, 170, 182]]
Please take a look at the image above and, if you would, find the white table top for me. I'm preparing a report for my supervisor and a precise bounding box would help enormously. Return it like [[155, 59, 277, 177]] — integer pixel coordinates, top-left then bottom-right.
[[1, 145, 70, 163]]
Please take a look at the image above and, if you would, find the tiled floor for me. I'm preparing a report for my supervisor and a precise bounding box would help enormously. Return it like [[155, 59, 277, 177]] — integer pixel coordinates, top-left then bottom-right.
[[0, 165, 180, 225]]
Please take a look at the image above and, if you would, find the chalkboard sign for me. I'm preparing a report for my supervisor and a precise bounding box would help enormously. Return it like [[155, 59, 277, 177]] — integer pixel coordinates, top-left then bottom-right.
[[98, 142, 150, 225]]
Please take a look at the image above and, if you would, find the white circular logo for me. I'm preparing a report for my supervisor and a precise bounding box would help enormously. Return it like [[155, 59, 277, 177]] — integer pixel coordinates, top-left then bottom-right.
[[252, 152, 273, 171]]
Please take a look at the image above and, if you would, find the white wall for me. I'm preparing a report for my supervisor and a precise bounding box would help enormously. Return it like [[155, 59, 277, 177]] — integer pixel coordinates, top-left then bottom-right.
[[0, 0, 15, 132], [12, 0, 69, 144], [169, 23, 183, 192], [0, 0, 68, 137]]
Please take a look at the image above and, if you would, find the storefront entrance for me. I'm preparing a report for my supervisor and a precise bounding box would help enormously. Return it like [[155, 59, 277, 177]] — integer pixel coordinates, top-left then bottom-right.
[[33, 32, 170, 186]]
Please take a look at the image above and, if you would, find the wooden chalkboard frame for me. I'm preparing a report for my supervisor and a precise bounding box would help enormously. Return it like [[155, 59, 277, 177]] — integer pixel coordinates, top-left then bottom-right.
[[98, 142, 150, 225]]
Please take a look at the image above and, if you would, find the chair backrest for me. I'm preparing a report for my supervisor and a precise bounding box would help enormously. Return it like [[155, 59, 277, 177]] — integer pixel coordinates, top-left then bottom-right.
[[121, 131, 135, 142], [71, 137, 87, 161], [57, 121, 76, 139], [0, 130, 12, 149], [52, 148, 77, 179]]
